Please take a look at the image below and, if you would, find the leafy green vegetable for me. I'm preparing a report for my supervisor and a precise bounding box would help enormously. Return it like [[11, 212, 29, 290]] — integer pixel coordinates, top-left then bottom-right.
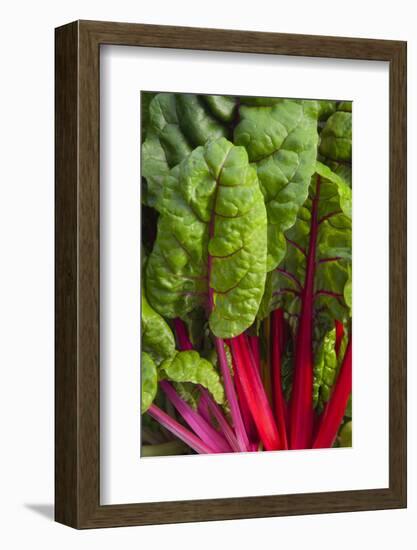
[[141, 352, 158, 413], [159, 350, 225, 404], [142, 290, 175, 365], [317, 100, 337, 121], [173, 381, 201, 410], [273, 161, 352, 322], [146, 137, 268, 338], [234, 99, 319, 270], [319, 111, 352, 161], [313, 328, 338, 408], [140, 92, 353, 456], [142, 93, 228, 210], [202, 95, 237, 122], [338, 420, 352, 447]]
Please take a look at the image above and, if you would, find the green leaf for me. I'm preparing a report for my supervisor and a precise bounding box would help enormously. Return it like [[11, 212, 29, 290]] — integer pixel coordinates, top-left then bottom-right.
[[273, 162, 352, 323], [142, 93, 228, 210], [337, 101, 352, 113], [175, 94, 229, 146], [313, 328, 338, 408], [173, 381, 200, 409], [317, 100, 337, 121], [319, 111, 352, 161], [142, 290, 176, 365], [159, 350, 225, 404], [338, 420, 352, 447], [202, 95, 237, 122], [234, 99, 319, 270], [146, 137, 268, 338], [141, 352, 158, 413], [281, 339, 294, 401], [344, 265, 352, 314], [141, 91, 157, 142]]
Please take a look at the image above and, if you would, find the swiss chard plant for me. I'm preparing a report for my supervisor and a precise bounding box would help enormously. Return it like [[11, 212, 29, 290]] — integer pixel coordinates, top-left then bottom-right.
[[140, 93, 352, 456]]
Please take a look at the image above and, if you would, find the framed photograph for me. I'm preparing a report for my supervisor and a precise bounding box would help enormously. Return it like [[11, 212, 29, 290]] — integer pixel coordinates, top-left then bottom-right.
[[55, 20, 407, 528]]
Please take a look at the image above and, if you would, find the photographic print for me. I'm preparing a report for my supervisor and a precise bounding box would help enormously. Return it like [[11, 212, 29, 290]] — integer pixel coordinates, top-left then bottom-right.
[[55, 21, 406, 527], [140, 92, 352, 457]]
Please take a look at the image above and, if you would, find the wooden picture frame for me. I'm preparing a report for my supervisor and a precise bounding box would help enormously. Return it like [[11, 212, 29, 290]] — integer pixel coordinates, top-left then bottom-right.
[[55, 20, 407, 528]]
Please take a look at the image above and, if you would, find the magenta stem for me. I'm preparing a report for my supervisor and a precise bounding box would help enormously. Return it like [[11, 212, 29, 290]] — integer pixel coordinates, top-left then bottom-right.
[[215, 337, 250, 452], [199, 388, 241, 452], [173, 318, 193, 350], [290, 178, 322, 450], [160, 381, 232, 453], [147, 404, 215, 454]]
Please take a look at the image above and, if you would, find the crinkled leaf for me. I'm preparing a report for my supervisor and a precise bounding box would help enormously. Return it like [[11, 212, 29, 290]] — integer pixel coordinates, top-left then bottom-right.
[[175, 94, 229, 146], [159, 350, 225, 404], [313, 328, 337, 408], [239, 97, 283, 107], [141, 91, 157, 141], [142, 93, 228, 210], [271, 162, 351, 323], [234, 99, 319, 270], [146, 137, 268, 338], [202, 95, 237, 122], [141, 352, 158, 413], [317, 100, 337, 121], [173, 381, 201, 409], [142, 290, 175, 365], [337, 101, 352, 113], [319, 111, 352, 161]]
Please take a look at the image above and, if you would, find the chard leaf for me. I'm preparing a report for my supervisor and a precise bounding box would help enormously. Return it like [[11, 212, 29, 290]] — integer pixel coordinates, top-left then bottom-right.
[[338, 420, 352, 447], [141, 352, 158, 413], [159, 350, 225, 404], [202, 95, 237, 122], [345, 395, 352, 418], [344, 265, 352, 314], [146, 137, 268, 338], [234, 99, 319, 270], [272, 162, 351, 323], [317, 100, 337, 121], [141, 91, 157, 141], [173, 381, 200, 409], [175, 94, 229, 146], [142, 290, 175, 365], [319, 111, 352, 161], [142, 93, 228, 210], [337, 101, 352, 113], [313, 328, 337, 407]]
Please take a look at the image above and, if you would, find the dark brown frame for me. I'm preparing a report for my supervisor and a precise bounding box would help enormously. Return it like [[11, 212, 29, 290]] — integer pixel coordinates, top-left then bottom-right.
[[55, 20, 407, 529]]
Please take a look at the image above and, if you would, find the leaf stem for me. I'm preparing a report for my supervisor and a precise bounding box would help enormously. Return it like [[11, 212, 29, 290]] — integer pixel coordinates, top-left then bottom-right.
[[173, 318, 193, 350], [215, 338, 250, 452], [312, 337, 352, 448], [271, 309, 288, 450], [290, 176, 322, 449], [147, 404, 215, 454], [160, 381, 232, 453], [199, 388, 241, 452], [229, 335, 281, 451]]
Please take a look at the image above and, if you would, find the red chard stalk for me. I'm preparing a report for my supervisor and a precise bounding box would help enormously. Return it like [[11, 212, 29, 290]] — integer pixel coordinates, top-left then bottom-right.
[[271, 309, 288, 450], [290, 177, 322, 450], [313, 337, 352, 449]]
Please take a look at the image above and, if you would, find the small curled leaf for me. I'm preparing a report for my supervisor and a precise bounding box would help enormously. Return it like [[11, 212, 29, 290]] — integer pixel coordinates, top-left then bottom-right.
[[319, 111, 352, 161], [159, 350, 225, 404], [142, 290, 175, 365], [141, 352, 158, 413], [313, 328, 338, 408]]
